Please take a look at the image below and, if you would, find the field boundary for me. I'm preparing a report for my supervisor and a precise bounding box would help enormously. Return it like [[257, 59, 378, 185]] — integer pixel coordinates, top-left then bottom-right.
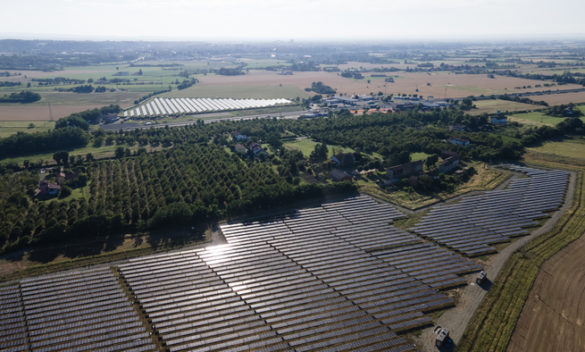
[[457, 157, 585, 352]]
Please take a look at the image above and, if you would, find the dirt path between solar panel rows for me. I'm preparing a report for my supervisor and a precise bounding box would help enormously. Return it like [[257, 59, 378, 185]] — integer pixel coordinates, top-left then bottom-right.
[[413, 169, 576, 352]]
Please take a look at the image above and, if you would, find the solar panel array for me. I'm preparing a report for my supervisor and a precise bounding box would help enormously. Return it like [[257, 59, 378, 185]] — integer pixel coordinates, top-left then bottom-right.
[[116, 195, 480, 351], [0, 268, 156, 352], [410, 166, 569, 257], [0, 285, 28, 352], [123, 97, 291, 117], [0, 166, 568, 351]]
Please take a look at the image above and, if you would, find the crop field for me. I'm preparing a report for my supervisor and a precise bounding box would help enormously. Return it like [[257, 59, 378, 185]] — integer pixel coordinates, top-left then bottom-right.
[[0, 63, 192, 122], [458, 155, 585, 352], [0, 120, 55, 138], [507, 111, 567, 126], [0, 103, 103, 121], [469, 99, 537, 115], [527, 137, 585, 161], [507, 231, 585, 352], [535, 92, 585, 105], [161, 70, 567, 100]]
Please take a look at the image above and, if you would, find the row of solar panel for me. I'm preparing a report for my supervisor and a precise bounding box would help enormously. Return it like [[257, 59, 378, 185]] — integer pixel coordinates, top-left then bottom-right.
[[410, 167, 568, 256], [0, 268, 157, 352]]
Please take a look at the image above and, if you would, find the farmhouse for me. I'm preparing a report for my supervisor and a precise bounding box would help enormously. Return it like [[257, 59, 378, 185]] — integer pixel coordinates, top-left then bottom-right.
[[439, 154, 460, 174], [490, 115, 508, 125], [234, 144, 247, 154], [249, 143, 267, 156], [39, 180, 60, 196], [386, 161, 423, 182], [330, 169, 352, 181], [231, 131, 248, 141]]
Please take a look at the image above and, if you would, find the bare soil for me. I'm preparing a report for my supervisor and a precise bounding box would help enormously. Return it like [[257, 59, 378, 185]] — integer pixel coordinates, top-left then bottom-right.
[[0, 104, 102, 121], [536, 91, 585, 105], [507, 231, 585, 352]]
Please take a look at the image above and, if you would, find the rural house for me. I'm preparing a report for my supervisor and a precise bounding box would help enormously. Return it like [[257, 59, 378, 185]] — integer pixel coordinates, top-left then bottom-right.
[[39, 180, 60, 196], [231, 131, 248, 141], [234, 144, 247, 154], [249, 143, 267, 156], [490, 115, 508, 125], [330, 169, 352, 181], [438, 154, 460, 174], [386, 160, 423, 183]]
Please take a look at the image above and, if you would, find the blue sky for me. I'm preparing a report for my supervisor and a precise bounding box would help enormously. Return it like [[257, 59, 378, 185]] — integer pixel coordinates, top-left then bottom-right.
[[1, 0, 584, 41]]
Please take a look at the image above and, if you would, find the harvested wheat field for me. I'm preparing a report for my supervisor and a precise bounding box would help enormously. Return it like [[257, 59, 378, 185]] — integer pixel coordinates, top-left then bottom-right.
[[176, 70, 576, 99], [0, 91, 142, 120], [535, 91, 585, 105], [508, 232, 585, 352], [0, 104, 104, 121]]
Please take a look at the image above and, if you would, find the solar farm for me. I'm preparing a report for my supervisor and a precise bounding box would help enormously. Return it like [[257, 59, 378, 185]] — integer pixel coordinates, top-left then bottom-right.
[[0, 166, 569, 351], [122, 98, 292, 118], [0, 268, 156, 352], [410, 165, 569, 257]]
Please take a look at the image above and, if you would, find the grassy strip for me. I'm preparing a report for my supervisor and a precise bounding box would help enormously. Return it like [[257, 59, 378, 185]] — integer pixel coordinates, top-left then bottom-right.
[[458, 159, 585, 352]]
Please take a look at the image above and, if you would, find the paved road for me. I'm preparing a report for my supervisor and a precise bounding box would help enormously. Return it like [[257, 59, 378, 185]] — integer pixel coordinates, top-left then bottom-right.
[[414, 169, 577, 351], [100, 110, 307, 132]]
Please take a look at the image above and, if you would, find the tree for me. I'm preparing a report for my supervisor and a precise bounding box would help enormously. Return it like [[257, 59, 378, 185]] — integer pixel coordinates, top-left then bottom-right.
[[387, 151, 411, 167], [267, 132, 282, 150], [53, 151, 69, 167], [309, 143, 329, 163], [115, 147, 125, 158], [59, 186, 72, 199], [425, 154, 439, 168], [460, 97, 474, 111], [55, 115, 89, 131]]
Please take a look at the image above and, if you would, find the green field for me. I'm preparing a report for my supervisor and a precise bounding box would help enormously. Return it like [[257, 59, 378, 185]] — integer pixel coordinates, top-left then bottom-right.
[[507, 105, 585, 126], [283, 137, 355, 158], [410, 152, 431, 162], [527, 137, 585, 160], [507, 111, 568, 126], [0, 121, 55, 138], [0, 144, 164, 167], [470, 99, 536, 115]]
